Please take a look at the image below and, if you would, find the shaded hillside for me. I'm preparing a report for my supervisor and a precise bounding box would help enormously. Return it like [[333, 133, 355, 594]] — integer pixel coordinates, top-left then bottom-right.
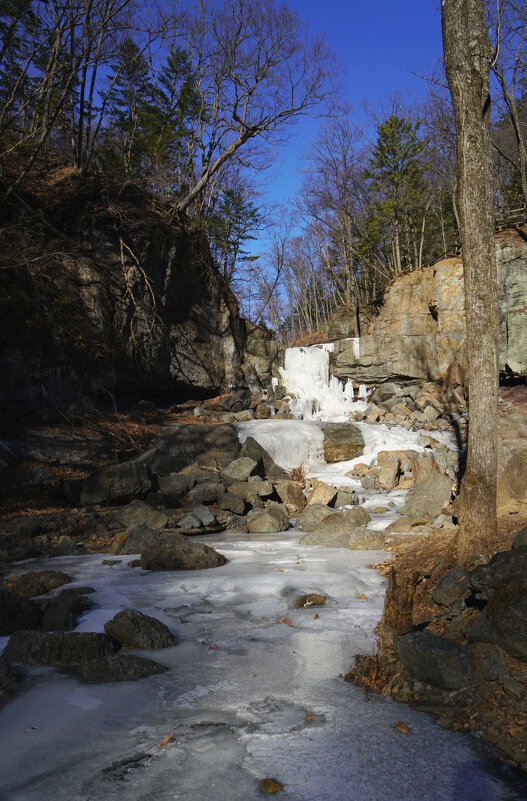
[[0, 165, 246, 409]]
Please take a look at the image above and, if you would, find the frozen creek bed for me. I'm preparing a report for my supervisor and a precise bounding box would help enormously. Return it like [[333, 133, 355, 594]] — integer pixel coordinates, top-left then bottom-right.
[[1, 529, 526, 801]]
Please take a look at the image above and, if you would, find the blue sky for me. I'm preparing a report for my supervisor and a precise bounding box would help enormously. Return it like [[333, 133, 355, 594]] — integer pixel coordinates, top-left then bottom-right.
[[257, 0, 444, 226]]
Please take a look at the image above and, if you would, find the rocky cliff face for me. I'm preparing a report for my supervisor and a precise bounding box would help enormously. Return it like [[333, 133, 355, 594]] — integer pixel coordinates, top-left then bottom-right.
[[0, 174, 247, 407], [332, 232, 527, 383]]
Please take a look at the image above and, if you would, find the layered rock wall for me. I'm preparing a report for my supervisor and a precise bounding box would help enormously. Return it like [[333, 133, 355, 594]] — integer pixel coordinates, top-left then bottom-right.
[[332, 233, 527, 383]]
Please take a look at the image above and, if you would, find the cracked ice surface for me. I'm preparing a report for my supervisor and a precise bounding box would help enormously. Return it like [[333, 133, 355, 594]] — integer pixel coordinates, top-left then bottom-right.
[[1, 531, 526, 801]]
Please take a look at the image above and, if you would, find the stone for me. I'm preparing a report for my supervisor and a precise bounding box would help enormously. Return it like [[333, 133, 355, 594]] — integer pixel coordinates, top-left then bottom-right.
[[0, 661, 18, 694], [3, 631, 120, 665], [246, 506, 289, 533], [248, 478, 274, 497], [374, 383, 402, 402], [81, 654, 168, 683], [177, 512, 203, 529], [432, 567, 470, 607], [156, 423, 240, 470], [187, 482, 225, 505], [499, 449, 527, 507], [468, 581, 527, 659], [273, 480, 305, 507], [308, 481, 337, 506], [294, 593, 326, 608], [40, 587, 95, 632], [157, 474, 192, 505], [347, 528, 387, 550], [393, 631, 474, 690], [233, 409, 254, 422], [0, 588, 42, 635], [206, 389, 252, 413], [255, 403, 273, 419], [112, 524, 157, 555], [115, 500, 168, 530], [218, 492, 246, 515], [377, 452, 401, 490], [404, 472, 453, 518], [468, 546, 527, 599], [132, 450, 185, 478], [333, 488, 355, 507], [423, 405, 441, 422], [384, 515, 433, 534], [104, 610, 176, 649], [81, 462, 151, 506], [260, 778, 283, 794], [297, 504, 334, 531], [300, 529, 350, 547], [319, 423, 364, 462], [140, 533, 228, 571], [191, 504, 216, 527], [13, 570, 71, 598], [513, 526, 527, 549], [360, 474, 379, 490], [221, 457, 259, 482], [239, 437, 288, 480], [411, 452, 440, 485]]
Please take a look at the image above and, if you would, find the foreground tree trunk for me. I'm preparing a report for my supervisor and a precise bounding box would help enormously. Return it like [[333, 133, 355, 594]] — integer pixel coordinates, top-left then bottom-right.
[[441, 0, 499, 563]]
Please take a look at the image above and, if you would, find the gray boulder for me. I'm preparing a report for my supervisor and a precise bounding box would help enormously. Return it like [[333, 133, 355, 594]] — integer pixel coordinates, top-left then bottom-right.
[[14, 570, 71, 598], [0, 588, 42, 635], [404, 472, 453, 518], [158, 474, 193, 505], [188, 482, 225, 505], [112, 524, 157, 555], [319, 423, 365, 463], [191, 504, 216, 527], [343, 506, 371, 526], [432, 566, 470, 607], [246, 505, 289, 533], [104, 610, 176, 649], [156, 423, 240, 470], [0, 661, 18, 694], [115, 500, 168, 530], [393, 631, 474, 690], [300, 529, 350, 547], [218, 492, 246, 515], [347, 528, 387, 550], [81, 654, 168, 683], [297, 504, 334, 531], [468, 546, 527, 599], [239, 437, 288, 480], [177, 512, 202, 529], [468, 581, 527, 659], [40, 587, 95, 632], [273, 480, 305, 507], [222, 457, 259, 482], [81, 462, 151, 505], [140, 533, 228, 571], [3, 631, 119, 665]]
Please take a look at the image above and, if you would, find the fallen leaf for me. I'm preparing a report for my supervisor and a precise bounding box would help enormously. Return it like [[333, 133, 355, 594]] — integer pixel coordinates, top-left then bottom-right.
[[305, 711, 313, 720], [252, 673, 258, 677], [157, 733, 175, 748], [314, 613, 320, 620], [277, 568, 284, 572], [356, 593, 367, 600], [394, 720, 411, 734], [210, 643, 217, 649]]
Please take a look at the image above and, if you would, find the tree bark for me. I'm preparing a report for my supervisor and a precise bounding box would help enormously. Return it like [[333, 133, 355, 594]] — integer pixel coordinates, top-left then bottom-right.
[[441, 0, 500, 563]]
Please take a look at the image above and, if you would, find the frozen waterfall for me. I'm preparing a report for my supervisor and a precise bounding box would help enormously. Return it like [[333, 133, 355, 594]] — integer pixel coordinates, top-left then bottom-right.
[[278, 341, 367, 421]]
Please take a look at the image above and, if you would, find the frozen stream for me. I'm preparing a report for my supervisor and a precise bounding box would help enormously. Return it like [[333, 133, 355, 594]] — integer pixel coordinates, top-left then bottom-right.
[[1, 533, 526, 801], [1, 342, 526, 799]]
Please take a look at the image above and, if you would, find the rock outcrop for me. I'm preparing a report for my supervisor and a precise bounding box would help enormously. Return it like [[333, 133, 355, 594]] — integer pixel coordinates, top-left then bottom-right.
[[332, 233, 527, 383]]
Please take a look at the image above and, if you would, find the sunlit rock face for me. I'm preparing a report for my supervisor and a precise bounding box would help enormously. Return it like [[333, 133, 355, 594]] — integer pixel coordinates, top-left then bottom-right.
[[332, 233, 527, 383]]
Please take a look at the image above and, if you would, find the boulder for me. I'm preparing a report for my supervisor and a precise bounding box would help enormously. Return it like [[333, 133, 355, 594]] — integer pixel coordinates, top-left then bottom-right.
[[393, 631, 474, 690], [308, 482, 337, 506], [177, 512, 202, 529], [385, 515, 433, 534], [0, 661, 18, 694], [377, 452, 401, 490], [273, 480, 305, 507], [218, 492, 246, 515], [239, 437, 288, 480], [246, 505, 289, 533], [104, 610, 176, 649], [347, 528, 387, 550], [221, 457, 259, 482], [3, 631, 120, 665], [81, 654, 168, 683], [40, 587, 95, 632], [81, 462, 151, 506], [0, 588, 42, 635], [499, 448, 527, 507], [343, 506, 371, 526], [187, 482, 225, 505], [404, 472, 453, 518], [191, 504, 216, 527], [112, 524, 157, 555], [432, 567, 470, 607], [13, 570, 71, 598], [140, 533, 228, 571], [468, 581, 527, 660], [156, 423, 240, 470], [297, 504, 335, 531], [115, 500, 168, 530], [468, 546, 527, 600], [319, 423, 364, 462], [333, 488, 356, 507], [158, 474, 193, 505], [300, 529, 350, 547], [512, 526, 527, 549]]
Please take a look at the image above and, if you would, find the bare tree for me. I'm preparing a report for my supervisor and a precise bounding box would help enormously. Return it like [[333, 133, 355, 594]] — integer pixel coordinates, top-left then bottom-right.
[[165, 0, 337, 216], [441, 0, 500, 563]]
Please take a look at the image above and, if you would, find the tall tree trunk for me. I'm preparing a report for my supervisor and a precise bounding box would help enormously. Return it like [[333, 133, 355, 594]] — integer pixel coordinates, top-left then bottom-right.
[[441, 0, 500, 564]]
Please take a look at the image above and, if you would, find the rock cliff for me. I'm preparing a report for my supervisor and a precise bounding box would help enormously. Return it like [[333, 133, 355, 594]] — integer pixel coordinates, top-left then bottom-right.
[[332, 231, 527, 383], [0, 172, 248, 407]]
